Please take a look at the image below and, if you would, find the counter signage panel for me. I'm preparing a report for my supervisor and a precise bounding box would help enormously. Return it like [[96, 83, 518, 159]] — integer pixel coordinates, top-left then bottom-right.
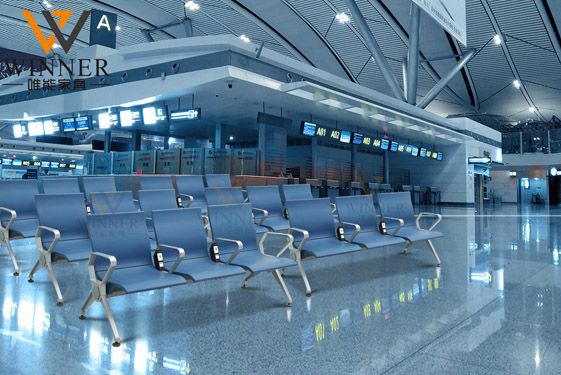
[[398, 144, 405, 152], [12, 159, 22, 166], [373, 139, 381, 148], [41, 161, 50, 168], [62, 118, 76, 132], [390, 141, 399, 152], [2, 159, 12, 166], [362, 136, 371, 146], [419, 148, 427, 158], [301, 122, 317, 137], [340, 130, 352, 144], [381, 139, 390, 150], [22, 160, 31, 166], [33, 161, 41, 167], [330, 129, 341, 141], [426, 150, 432, 158], [437, 152, 443, 161], [352, 133, 363, 145], [75, 116, 91, 131], [411, 146, 419, 157], [406, 145, 413, 153], [119, 109, 142, 127]]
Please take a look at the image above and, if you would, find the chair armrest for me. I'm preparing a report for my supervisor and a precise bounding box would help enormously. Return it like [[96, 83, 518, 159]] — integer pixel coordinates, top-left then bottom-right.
[[340, 221, 361, 242], [215, 237, 244, 263], [288, 227, 310, 252], [382, 217, 405, 235], [252, 207, 269, 225], [35, 226, 61, 254], [259, 232, 295, 257], [179, 194, 194, 207], [330, 203, 337, 214], [87, 251, 117, 285], [416, 212, 442, 231], [158, 244, 186, 273], [0, 207, 16, 231], [146, 217, 153, 221]]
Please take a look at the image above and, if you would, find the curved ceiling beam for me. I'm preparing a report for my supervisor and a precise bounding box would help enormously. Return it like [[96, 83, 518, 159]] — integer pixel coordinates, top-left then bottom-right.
[[480, 0, 546, 121], [446, 34, 480, 110], [367, 0, 476, 111], [280, 0, 358, 83], [220, 0, 312, 64], [534, 0, 561, 65]]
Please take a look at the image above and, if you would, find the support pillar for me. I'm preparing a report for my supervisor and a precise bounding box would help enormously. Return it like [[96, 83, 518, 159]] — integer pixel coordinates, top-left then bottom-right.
[[130, 130, 141, 151], [351, 144, 357, 181], [104, 130, 111, 153], [163, 136, 170, 150], [383, 150, 390, 184], [311, 137, 318, 179], [214, 123, 224, 150], [407, 3, 421, 105], [258, 123, 266, 176]]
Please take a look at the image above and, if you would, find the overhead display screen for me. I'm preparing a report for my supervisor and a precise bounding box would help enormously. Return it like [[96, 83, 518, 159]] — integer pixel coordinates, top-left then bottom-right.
[[33, 161, 41, 167], [62, 118, 76, 132], [75, 116, 91, 131], [143, 106, 167, 125], [119, 109, 142, 127], [380, 139, 390, 150], [41, 161, 50, 168], [411, 146, 420, 157], [28, 121, 44, 137], [2, 159, 12, 166], [390, 141, 399, 152], [170, 108, 201, 121], [13, 124, 27, 138], [426, 150, 432, 158], [50, 162, 60, 168], [352, 133, 363, 145], [43, 120, 59, 135], [22, 160, 31, 166], [98, 112, 119, 129], [339, 130, 352, 144], [398, 144, 405, 152], [301, 122, 317, 137], [437, 152, 443, 161], [419, 148, 427, 158], [12, 159, 22, 166], [405, 145, 412, 153]]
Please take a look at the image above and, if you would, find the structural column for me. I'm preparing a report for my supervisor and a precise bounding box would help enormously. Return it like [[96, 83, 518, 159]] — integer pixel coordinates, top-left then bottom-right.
[[257, 123, 266, 176], [383, 150, 390, 184], [351, 144, 357, 181], [130, 130, 142, 151], [104, 130, 111, 153], [214, 123, 225, 150]]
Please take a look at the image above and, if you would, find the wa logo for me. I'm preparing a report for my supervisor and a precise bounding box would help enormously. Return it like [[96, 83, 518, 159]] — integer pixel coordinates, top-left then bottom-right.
[[22, 10, 92, 54]]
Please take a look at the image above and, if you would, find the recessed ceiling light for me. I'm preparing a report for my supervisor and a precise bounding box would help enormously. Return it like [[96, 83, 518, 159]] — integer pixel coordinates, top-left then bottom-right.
[[53, 43, 61, 49], [493, 34, 503, 45], [239, 34, 251, 43], [184, 1, 200, 11], [116, 25, 121, 32], [335, 12, 350, 24], [229, 135, 235, 141], [42, 0, 52, 9], [529, 106, 536, 113], [512, 80, 521, 89]]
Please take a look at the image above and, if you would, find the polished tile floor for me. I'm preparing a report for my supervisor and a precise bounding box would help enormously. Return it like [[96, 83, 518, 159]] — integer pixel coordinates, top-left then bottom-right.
[[1, 204, 560, 374]]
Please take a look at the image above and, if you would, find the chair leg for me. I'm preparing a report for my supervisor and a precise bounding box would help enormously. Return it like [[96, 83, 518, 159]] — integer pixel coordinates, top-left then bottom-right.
[[402, 242, 412, 254], [241, 272, 255, 288], [3, 238, 21, 276], [272, 270, 292, 306], [296, 259, 312, 296], [79, 291, 95, 319], [99, 296, 122, 347], [45, 261, 64, 306], [426, 240, 441, 267], [28, 253, 46, 282]]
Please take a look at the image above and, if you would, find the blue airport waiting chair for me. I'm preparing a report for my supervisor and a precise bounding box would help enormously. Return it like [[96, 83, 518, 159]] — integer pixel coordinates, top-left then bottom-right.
[[80, 211, 187, 347], [175, 175, 208, 213], [335, 195, 406, 249], [206, 187, 268, 234], [138, 189, 180, 235], [377, 192, 443, 266], [207, 203, 296, 305], [204, 174, 232, 188], [0, 180, 40, 275], [29, 193, 92, 305], [140, 175, 174, 190], [246, 186, 289, 231], [41, 178, 81, 194], [90, 191, 138, 214], [286, 198, 363, 295], [82, 177, 117, 201], [152, 208, 246, 281], [279, 184, 313, 203]]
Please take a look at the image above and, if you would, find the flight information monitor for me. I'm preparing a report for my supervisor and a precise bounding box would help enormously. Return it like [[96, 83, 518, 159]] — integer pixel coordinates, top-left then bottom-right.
[[339, 130, 352, 144], [62, 118, 76, 132], [301, 122, 317, 137], [143, 106, 167, 125], [437, 152, 443, 161], [98, 112, 119, 129], [381, 139, 390, 150], [27, 121, 44, 137], [419, 148, 427, 158], [119, 109, 142, 127], [352, 133, 363, 145], [75, 116, 91, 131], [390, 141, 399, 152], [411, 146, 419, 157]]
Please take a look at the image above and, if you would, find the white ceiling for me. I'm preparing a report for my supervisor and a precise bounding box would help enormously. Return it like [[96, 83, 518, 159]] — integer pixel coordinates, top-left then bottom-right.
[[1, 0, 560, 129]]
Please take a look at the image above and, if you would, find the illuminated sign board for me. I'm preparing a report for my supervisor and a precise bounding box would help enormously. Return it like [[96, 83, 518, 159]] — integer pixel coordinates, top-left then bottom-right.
[[62, 118, 76, 132], [170, 108, 201, 121], [390, 141, 399, 152], [41, 161, 50, 168], [373, 139, 381, 148], [12, 159, 22, 166], [380, 139, 390, 150], [419, 148, 427, 158], [28, 121, 44, 137], [437, 152, 443, 161], [352, 133, 363, 145], [75, 116, 91, 131], [43, 120, 59, 134], [301, 122, 317, 137], [22, 160, 31, 166], [426, 150, 432, 158], [142, 106, 167, 125], [411, 146, 419, 157], [398, 144, 405, 152], [119, 109, 142, 127], [13, 124, 27, 138], [98, 112, 119, 129]]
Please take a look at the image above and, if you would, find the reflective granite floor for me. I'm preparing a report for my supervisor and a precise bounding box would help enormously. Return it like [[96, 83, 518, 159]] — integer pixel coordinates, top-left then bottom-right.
[[1, 205, 561, 374]]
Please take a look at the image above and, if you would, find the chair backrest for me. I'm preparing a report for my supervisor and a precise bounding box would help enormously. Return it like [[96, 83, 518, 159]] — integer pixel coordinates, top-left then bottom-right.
[[0, 180, 39, 219], [368, 183, 380, 191], [205, 187, 244, 206], [175, 175, 206, 200], [140, 176, 174, 190], [377, 192, 416, 226], [152, 208, 208, 260], [286, 198, 335, 239], [246, 186, 283, 216], [87, 211, 153, 272], [90, 191, 137, 214], [35, 193, 88, 240], [138, 189, 179, 218], [280, 184, 313, 203], [41, 178, 81, 194], [82, 177, 116, 197], [335, 195, 378, 232], [205, 174, 231, 188], [208, 203, 257, 253]]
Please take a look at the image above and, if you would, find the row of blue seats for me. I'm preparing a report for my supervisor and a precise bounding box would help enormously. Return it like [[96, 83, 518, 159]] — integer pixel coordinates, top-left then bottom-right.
[[0, 179, 443, 346]]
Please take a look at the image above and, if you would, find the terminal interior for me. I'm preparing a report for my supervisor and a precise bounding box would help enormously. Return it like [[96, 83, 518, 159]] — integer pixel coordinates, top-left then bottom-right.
[[0, 0, 561, 374]]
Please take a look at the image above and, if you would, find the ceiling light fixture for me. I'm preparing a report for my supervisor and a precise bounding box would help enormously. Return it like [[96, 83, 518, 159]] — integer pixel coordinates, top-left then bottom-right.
[[529, 106, 536, 113], [239, 34, 250, 43], [184, 1, 200, 11], [335, 12, 350, 24], [493, 34, 503, 45], [42, 0, 52, 9], [116, 25, 122, 31], [53, 43, 61, 49], [512, 80, 521, 89]]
